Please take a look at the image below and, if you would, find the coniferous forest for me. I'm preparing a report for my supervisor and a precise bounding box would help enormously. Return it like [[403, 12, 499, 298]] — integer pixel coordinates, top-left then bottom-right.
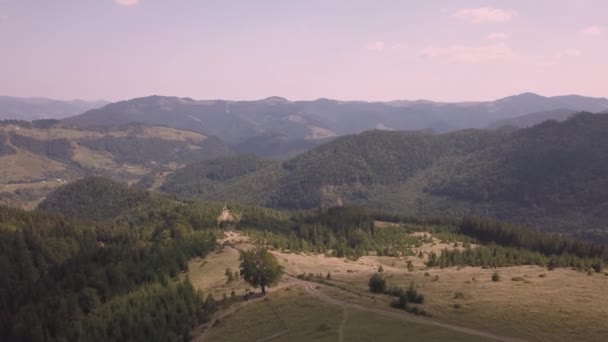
[[0, 205, 218, 341]]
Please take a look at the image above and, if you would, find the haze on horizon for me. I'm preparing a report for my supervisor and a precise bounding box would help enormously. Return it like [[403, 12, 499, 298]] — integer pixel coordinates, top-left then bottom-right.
[[1, 0, 607, 102]]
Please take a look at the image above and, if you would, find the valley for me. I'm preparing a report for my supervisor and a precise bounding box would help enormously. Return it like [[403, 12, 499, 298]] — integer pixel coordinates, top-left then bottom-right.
[[5, 2, 608, 341]]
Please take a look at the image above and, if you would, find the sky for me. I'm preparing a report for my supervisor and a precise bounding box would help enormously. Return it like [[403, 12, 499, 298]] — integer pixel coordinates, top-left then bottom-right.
[[1, 0, 607, 102]]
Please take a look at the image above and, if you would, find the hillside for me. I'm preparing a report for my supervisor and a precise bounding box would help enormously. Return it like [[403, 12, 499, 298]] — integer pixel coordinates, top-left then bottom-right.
[[0, 96, 109, 120], [0, 120, 233, 208], [160, 113, 608, 240], [165, 129, 502, 209], [37, 176, 159, 221], [64, 93, 608, 157], [488, 109, 577, 129], [157, 154, 276, 199], [425, 113, 608, 236]]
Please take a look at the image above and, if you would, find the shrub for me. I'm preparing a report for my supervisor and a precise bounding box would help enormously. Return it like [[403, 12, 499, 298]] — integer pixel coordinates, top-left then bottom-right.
[[405, 282, 424, 304], [225, 268, 234, 282], [492, 272, 501, 282], [453, 303, 462, 309], [326, 272, 332, 280], [591, 261, 603, 273], [404, 305, 430, 317], [387, 286, 405, 297], [378, 265, 384, 273], [407, 260, 414, 272], [511, 276, 525, 282], [453, 291, 465, 299], [368, 273, 386, 293]]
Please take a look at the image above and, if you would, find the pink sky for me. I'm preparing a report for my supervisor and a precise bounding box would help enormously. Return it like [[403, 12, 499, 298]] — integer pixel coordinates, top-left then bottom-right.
[[1, 0, 606, 102]]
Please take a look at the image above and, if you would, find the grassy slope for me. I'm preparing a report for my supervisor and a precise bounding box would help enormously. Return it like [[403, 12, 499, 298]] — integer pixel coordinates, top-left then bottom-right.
[[193, 230, 608, 342]]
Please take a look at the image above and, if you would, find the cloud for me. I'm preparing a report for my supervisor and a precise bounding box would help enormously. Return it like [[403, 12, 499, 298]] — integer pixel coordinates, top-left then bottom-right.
[[364, 41, 385, 52], [487, 32, 509, 40], [556, 49, 582, 58], [580, 26, 602, 36], [453, 7, 517, 23], [538, 49, 582, 67], [390, 43, 408, 50], [419, 43, 518, 63], [114, 0, 139, 6]]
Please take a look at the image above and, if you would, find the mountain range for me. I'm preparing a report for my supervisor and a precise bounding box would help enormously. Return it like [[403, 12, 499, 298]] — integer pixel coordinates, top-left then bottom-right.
[[62, 92, 608, 157], [0, 96, 109, 120]]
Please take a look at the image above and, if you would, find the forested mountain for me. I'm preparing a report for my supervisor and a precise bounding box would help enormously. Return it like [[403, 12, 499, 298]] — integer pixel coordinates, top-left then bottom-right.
[[488, 109, 577, 129], [0, 121, 233, 208], [0, 96, 109, 120], [160, 113, 608, 241], [425, 113, 608, 236], [63, 93, 608, 157]]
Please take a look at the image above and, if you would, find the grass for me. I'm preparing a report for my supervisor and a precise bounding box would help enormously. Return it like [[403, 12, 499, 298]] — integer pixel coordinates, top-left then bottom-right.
[[185, 245, 253, 299], [196, 231, 608, 342], [202, 288, 342, 342], [261, 231, 608, 342], [202, 286, 491, 342], [343, 308, 490, 342]]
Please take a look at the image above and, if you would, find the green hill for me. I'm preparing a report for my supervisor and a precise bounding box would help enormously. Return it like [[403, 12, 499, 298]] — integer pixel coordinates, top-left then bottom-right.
[[37, 176, 159, 221], [160, 113, 608, 241]]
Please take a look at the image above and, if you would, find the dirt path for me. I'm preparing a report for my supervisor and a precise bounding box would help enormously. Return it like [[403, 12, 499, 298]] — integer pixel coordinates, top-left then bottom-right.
[[296, 279, 525, 342], [338, 306, 348, 342]]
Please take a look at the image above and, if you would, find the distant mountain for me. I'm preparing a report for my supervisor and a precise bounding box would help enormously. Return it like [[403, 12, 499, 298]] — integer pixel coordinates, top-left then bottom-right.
[[63, 93, 608, 157], [0, 120, 233, 208], [0, 96, 109, 120], [488, 109, 577, 129], [159, 113, 608, 241]]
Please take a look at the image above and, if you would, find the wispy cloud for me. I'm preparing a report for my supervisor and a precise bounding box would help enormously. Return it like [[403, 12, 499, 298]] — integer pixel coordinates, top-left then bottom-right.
[[114, 0, 139, 6], [487, 32, 509, 40], [453, 7, 517, 23], [364, 41, 385, 52], [538, 49, 582, 67], [390, 43, 408, 50], [419, 43, 518, 63], [580, 25, 602, 36]]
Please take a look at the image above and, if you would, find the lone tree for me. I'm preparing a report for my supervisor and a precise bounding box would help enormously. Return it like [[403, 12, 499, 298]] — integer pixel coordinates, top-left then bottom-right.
[[239, 247, 284, 294]]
